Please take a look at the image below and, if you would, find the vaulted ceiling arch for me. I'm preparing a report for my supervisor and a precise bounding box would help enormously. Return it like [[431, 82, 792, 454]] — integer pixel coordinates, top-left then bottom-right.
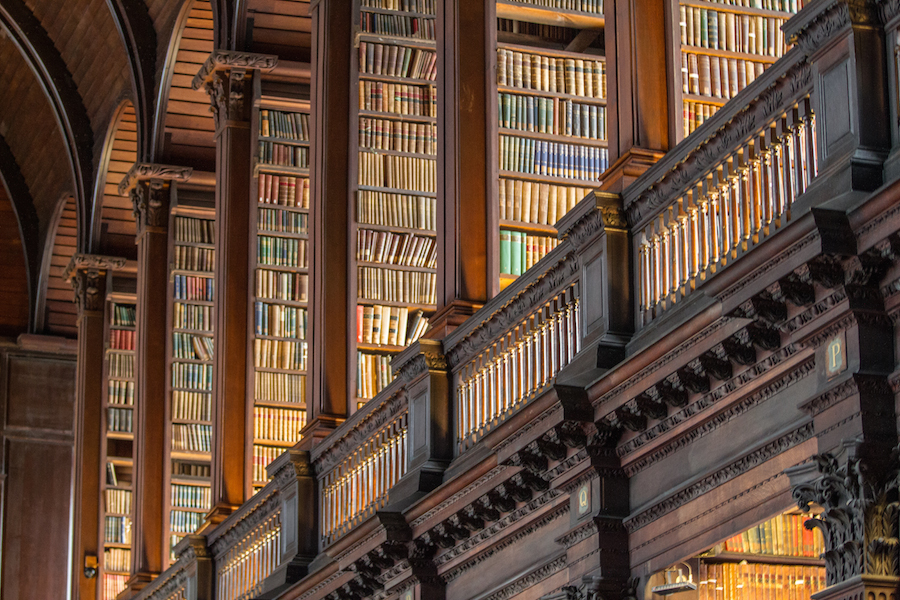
[[36, 194, 78, 337]]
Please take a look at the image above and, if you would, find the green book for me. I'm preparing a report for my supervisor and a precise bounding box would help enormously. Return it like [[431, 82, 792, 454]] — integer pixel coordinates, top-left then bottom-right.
[[510, 231, 523, 276], [500, 229, 512, 274], [700, 9, 709, 48]]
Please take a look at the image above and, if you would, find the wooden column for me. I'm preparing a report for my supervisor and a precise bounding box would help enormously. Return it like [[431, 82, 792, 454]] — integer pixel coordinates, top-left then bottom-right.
[[118, 164, 191, 592], [599, 0, 670, 192], [303, 0, 351, 445], [193, 51, 277, 521], [430, 0, 493, 337], [66, 253, 125, 600]]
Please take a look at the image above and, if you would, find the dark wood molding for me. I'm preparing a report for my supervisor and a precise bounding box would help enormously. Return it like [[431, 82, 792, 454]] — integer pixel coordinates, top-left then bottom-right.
[[0, 0, 94, 250]]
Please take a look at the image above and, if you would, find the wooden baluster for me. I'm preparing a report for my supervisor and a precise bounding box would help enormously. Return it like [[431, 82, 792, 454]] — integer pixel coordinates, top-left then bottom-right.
[[639, 235, 651, 312], [800, 97, 817, 183], [747, 141, 763, 243], [713, 166, 730, 263], [729, 155, 744, 254], [695, 185, 711, 279], [685, 198, 699, 288]]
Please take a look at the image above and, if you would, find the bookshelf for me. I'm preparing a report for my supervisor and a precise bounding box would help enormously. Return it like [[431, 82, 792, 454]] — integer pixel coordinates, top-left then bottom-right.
[[353, 0, 438, 410], [493, 3, 608, 290], [250, 100, 311, 490], [165, 205, 215, 560], [674, 0, 803, 139], [652, 512, 826, 600], [100, 290, 136, 600]]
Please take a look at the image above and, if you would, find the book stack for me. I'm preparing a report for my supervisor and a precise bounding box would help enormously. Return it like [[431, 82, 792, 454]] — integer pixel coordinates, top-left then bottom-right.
[[698, 562, 825, 600], [355, 0, 437, 411], [102, 297, 137, 595], [718, 514, 825, 557], [168, 212, 215, 557], [678, 0, 803, 137], [253, 406, 307, 443], [494, 2, 606, 288], [252, 105, 311, 487]]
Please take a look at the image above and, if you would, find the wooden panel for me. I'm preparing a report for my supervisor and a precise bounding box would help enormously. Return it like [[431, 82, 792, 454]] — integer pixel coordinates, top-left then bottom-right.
[[5, 355, 75, 432], [0, 184, 29, 336]]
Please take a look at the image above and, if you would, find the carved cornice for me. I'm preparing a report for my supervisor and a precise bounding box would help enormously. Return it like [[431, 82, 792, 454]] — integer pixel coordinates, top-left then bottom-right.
[[410, 466, 508, 528], [209, 490, 281, 558], [446, 253, 579, 369], [191, 50, 278, 90], [117, 162, 193, 196], [876, 0, 900, 23], [792, 1, 852, 54], [313, 390, 408, 475], [625, 60, 812, 229], [801, 378, 859, 416], [64, 253, 127, 282], [556, 519, 599, 548], [131, 180, 171, 237], [625, 423, 815, 532], [395, 340, 449, 384], [483, 555, 568, 600], [65, 254, 126, 315]]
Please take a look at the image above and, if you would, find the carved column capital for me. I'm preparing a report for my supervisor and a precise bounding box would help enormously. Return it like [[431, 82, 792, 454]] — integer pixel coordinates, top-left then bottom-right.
[[191, 50, 278, 129], [788, 440, 900, 588], [65, 254, 126, 317], [129, 179, 173, 239]]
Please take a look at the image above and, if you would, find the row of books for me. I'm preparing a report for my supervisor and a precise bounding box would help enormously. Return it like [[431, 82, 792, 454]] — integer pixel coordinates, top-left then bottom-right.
[[680, 6, 788, 56], [358, 42, 437, 81], [700, 0, 801, 13], [357, 305, 428, 347], [174, 217, 215, 245], [497, 19, 582, 44], [258, 208, 308, 235], [357, 228, 437, 268], [256, 269, 309, 303], [257, 174, 310, 208], [172, 391, 212, 422], [499, 93, 607, 140], [106, 463, 128, 487], [497, 49, 606, 99], [173, 245, 214, 272], [360, 117, 437, 155], [173, 275, 214, 302], [254, 302, 308, 339], [360, 11, 435, 40], [253, 339, 308, 371], [173, 302, 213, 332], [697, 562, 824, 600], [108, 407, 133, 433], [499, 135, 609, 181], [253, 445, 287, 483], [356, 191, 436, 231], [107, 380, 135, 406], [259, 109, 309, 141], [105, 516, 132, 545], [358, 351, 393, 400], [171, 483, 211, 509], [359, 0, 435, 13], [258, 141, 309, 168], [684, 100, 721, 136], [682, 51, 765, 99], [358, 152, 436, 192], [112, 304, 136, 326], [103, 548, 131, 574], [253, 406, 307, 442], [499, 179, 591, 225], [103, 574, 127, 598], [499, 230, 560, 275], [170, 509, 204, 534], [719, 514, 825, 557], [108, 353, 134, 379], [258, 236, 307, 268], [358, 266, 437, 305], [500, 0, 603, 13], [172, 333, 214, 361], [109, 329, 135, 351], [171, 423, 212, 453], [358, 80, 437, 117], [171, 363, 213, 391], [254, 372, 306, 404], [172, 461, 211, 479], [105, 488, 132, 515]]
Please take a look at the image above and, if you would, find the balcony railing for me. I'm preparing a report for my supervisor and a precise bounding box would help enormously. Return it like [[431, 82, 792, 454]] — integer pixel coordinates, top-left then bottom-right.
[[130, 535, 212, 600], [625, 47, 816, 327]]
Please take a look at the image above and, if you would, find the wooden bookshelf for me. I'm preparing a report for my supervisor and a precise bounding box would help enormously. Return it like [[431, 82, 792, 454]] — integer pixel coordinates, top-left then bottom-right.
[[673, 0, 803, 139], [352, 0, 438, 410], [99, 289, 136, 600], [165, 205, 215, 561], [249, 100, 311, 490], [492, 10, 608, 288]]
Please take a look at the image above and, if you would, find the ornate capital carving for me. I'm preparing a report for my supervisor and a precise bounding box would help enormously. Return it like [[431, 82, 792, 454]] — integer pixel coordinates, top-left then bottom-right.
[[395, 339, 448, 383], [65, 254, 126, 316], [117, 162, 193, 197], [191, 50, 278, 90], [192, 51, 277, 128], [789, 441, 900, 586], [131, 179, 172, 237]]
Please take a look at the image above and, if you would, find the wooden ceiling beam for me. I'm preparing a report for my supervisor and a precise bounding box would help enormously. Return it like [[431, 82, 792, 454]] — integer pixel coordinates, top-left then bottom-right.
[[0, 0, 94, 253], [0, 134, 40, 333]]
